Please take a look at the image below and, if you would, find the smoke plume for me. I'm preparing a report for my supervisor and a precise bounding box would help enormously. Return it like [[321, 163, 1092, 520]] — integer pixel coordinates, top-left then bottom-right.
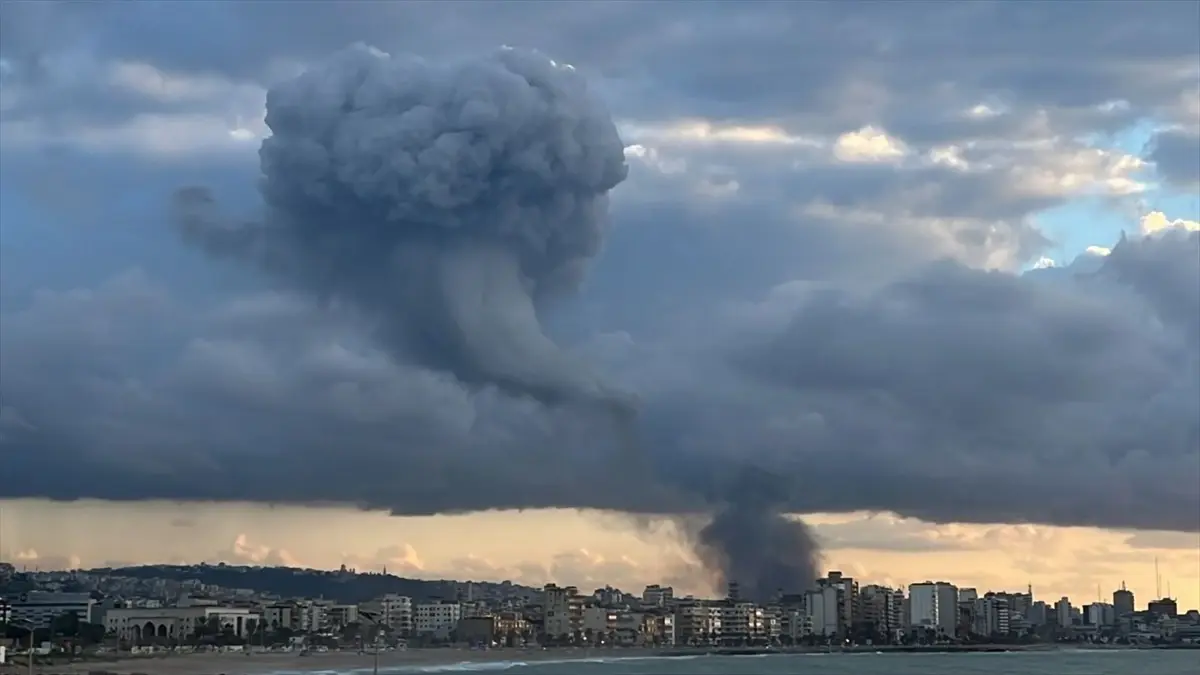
[[684, 467, 820, 603], [172, 43, 819, 597], [174, 44, 630, 407]]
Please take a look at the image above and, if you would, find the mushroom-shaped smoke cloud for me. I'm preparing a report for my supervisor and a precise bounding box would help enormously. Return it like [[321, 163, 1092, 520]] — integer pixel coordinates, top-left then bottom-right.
[[175, 44, 630, 407]]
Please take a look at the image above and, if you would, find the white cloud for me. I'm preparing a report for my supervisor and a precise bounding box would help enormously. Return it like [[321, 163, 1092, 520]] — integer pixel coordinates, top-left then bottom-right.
[[106, 61, 264, 107], [217, 534, 300, 567], [1140, 211, 1200, 235], [0, 114, 264, 158], [832, 125, 908, 163], [1011, 147, 1147, 197], [928, 145, 970, 170], [622, 120, 823, 147]]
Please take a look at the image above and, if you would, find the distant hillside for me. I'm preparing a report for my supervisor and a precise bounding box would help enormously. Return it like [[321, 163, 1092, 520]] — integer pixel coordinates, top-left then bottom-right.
[[85, 564, 521, 604]]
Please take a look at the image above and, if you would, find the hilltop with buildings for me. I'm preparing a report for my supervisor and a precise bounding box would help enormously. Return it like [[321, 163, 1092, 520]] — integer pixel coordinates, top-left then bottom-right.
[[1, 560, 1197, 659]]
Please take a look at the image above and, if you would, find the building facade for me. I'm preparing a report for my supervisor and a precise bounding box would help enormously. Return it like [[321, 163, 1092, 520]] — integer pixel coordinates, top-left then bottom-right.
[[105, 606, 260, 643], [414, 601, 462, 638], [908, 582, 957, 639], [7, 592, 97, 629]]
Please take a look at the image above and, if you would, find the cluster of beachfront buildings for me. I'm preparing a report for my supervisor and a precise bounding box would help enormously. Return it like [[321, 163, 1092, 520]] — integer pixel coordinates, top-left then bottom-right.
[[2, 563, 1196, 648]]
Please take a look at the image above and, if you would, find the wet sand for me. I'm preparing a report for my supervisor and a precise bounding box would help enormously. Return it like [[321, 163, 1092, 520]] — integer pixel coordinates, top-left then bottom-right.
[[2, 647, 653, 675]]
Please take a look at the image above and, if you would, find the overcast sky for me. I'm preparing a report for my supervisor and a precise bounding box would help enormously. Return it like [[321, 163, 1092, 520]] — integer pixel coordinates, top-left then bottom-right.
[[1, 0, 1197, 606]]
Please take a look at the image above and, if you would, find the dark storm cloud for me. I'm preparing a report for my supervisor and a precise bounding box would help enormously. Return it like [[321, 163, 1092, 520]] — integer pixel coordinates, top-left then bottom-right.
[[3, 1, 1196, 138], [1147, 129, 1200, 188], [1, 228, 1197, 535]]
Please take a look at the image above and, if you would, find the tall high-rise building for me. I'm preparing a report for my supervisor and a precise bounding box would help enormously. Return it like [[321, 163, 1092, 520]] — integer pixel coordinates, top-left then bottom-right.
[[1084, 602, 1116, 626], [816, 571, 858, 637], [859, 585, 905, 640], [972, 595, 1011, 636], [1113, 583, 1135, 617], [908, 582, 958, 638], [1055, 597, 1073, 628]]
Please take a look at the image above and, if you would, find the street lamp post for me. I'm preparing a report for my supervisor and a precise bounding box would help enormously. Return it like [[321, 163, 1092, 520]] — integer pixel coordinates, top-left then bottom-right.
[[12, 617, 35, 675]]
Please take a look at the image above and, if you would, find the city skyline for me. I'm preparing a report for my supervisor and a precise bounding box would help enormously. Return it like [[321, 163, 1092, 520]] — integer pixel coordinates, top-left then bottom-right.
[[4, 499, 1198, 611]]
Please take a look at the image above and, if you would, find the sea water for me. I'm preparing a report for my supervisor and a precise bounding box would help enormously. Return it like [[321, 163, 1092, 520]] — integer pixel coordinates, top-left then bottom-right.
[[352, 649, 1199, 675]]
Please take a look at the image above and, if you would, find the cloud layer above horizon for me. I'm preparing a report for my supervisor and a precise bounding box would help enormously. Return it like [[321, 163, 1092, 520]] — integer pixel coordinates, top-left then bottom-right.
[[1, 1, 1198, 535]]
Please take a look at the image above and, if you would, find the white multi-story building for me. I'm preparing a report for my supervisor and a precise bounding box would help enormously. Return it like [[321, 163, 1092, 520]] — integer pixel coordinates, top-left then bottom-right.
[[297, 601, 331, 634], [1085, 602, 1116, 627], [8, 592, 97, 629], [908, 582, 958, 639], [972, 595, 1010, 637], [361, 594, 413, 634], [105, 606, 260, 643], [1055, 597, 1073, 628], [543, 585, 582, 639], [718, 602, 766, 643], [414, 601, 461, 637], [958, 588, 978, 603], [816, 571, 858, 636], [804, 586, 841, 637]]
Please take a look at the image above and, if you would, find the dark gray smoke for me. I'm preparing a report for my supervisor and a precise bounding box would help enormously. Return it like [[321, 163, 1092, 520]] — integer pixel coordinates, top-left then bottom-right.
[[685, 468, 820, 603], [171, 43, 819, 597], [174, 43, 630, 407]]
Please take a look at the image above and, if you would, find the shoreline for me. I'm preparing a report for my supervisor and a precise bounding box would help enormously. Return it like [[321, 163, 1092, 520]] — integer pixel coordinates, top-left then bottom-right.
[[4, 642, 1197, 675]]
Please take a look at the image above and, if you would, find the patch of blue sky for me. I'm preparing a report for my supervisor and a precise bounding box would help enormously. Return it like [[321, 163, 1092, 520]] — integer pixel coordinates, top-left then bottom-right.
[[1034, 117, 1197, 270]]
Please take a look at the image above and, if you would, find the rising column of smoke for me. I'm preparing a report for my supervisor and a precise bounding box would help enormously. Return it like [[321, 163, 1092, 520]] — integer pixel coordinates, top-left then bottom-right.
[[173, 43, 630, 409], [681, 467, 820, 603]]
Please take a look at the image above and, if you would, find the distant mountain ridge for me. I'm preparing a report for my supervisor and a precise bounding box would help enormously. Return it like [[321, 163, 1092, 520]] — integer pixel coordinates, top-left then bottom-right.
[[84, 563, 532, 605]]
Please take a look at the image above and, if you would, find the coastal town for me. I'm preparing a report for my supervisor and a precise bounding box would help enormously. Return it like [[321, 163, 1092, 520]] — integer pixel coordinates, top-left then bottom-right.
[[1, 559, 1197, 669]]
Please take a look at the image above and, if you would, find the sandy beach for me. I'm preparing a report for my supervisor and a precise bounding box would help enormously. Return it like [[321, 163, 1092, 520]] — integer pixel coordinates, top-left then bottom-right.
[[1, 647, 654, 675]]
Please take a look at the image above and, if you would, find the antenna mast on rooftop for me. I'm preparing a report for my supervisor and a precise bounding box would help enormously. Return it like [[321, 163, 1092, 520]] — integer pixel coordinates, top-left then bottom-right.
[[1155, 557, 1162, 599]]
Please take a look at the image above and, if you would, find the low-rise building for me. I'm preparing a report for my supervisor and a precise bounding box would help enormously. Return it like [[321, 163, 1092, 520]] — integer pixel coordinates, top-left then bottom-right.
[[105, 606, 260, 643], [674, 602, 722, 645], [581, 606, 617, 639], [8, 592, 97, 629]]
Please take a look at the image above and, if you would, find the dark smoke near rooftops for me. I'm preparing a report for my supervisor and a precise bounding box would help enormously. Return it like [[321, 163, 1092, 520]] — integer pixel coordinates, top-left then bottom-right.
[[171, 44, 819, 601]]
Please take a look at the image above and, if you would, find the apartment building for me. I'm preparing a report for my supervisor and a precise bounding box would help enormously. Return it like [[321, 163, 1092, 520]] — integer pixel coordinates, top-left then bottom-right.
[[543, 584, 583, 639], [804, 586, 841, 637], [860, 585, 905, 641], [361, 594, 413, 635], [262, 603, 297, 631], [327, 603, 359, 628], [297, 600, 331, 634], [642, 585, 674, 608], [673, 601, 722, 645], [581, 606, 617, 637], [909, 581, 958, 639], [971, 595, 1011, 637], [414, 601, 461, 638], [816, 571, 858, 637], [719, 601, 767, 644]]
